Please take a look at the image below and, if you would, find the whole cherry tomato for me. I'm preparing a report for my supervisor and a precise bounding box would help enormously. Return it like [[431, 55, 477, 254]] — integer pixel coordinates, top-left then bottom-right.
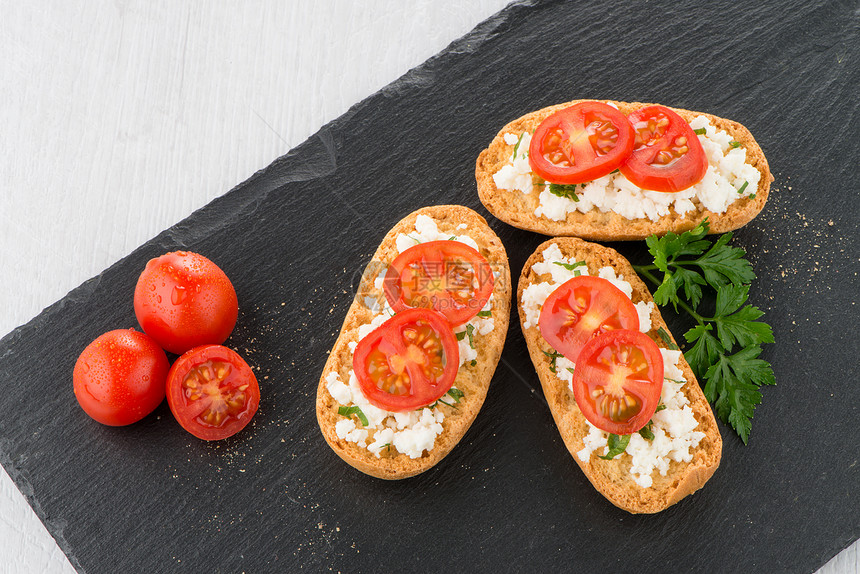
[[73, 329, 168, 426], [134, 251, 238, 354]]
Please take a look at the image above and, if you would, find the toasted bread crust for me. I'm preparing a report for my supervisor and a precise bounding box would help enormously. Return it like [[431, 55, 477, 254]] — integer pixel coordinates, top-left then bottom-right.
[[316, 205, 511, 479], [518, 237, 722, 513], [476, 100, 773, 240]]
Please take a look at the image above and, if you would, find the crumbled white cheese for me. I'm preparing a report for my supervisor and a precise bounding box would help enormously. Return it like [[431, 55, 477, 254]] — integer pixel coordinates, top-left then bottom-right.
[[495, 116, 761, 222], [395, 214, 480, 253], [525, 245, 704, 488], [493, 131, 534, 194]]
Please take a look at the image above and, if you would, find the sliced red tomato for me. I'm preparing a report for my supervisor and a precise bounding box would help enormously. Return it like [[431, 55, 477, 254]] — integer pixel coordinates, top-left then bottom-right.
[[572, 330, 664, 435], [383, 240, 494, 326], [73, 329, 168, 426], [528, 101, 635, 185], [166, 344, 260, 440], [539, 275, 640, 363], [619, 105, 708, 193], [353, 308, 458, 412]]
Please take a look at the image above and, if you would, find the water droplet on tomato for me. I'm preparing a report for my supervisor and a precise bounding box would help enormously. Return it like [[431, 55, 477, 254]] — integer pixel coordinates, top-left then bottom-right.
[[81, 362, 91, 374], [171, 285, 187, 305], [156, 295, 162, 304]]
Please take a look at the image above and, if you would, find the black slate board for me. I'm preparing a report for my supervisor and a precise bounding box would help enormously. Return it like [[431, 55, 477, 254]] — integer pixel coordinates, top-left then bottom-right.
[[2, 1, 859, 572]]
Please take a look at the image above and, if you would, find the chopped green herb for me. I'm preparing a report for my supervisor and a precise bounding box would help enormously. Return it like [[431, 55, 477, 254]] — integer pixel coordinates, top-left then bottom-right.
[[470, 359, 477, 367], [737, 181, 749, 194], [599, 433, 630, 460], [338, 405, 369, 427], [456, 324, 476, 348], [477, 310, 492, 318], [553, 260, 587, 271], [633, 219, 774, 443], [693, 127, 707, 135], [542, 349, 564, 373], [406, 234, 421, 244], [638, 422, 655, 441], [566, 367, 575, 375], [749, 194, 756, 199], [655, 403, 667, 412], [549, 183, 580, 201], [656, 327, 680, 351], [448, 235, 457, 240], [729, 141, 742, 148], [447, 388, 465, 403], [512, 132, 527, 160], [610, 168, 620, 174]]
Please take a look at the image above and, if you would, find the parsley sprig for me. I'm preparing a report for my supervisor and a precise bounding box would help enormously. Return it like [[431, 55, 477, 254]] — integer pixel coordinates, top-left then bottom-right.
[[633, 220, 775, 443]]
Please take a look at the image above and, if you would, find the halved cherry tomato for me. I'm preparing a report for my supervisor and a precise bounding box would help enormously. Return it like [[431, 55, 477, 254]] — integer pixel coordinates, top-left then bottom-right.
[[572, 330, 664, 435], [353, 308, 458, 412], [73, 329, 168, 426], [528, 101, 635, 185], [619, 105, 708, 193], [539, 276, 640, 363], [134, 251, 238, 355], [383, 240, 494, 326], [166, 344, 260, 440]]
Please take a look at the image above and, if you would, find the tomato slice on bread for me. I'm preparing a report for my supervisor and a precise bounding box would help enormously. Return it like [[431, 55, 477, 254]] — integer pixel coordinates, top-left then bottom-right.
[[166, 344, 260, 440], [528, 101, 635, 185], [353, 308, 458, 412], [539, 275, 640, 363], [572, 330, 664, 435], [384, 240, 494, 326], [619, 105, 708, 193]]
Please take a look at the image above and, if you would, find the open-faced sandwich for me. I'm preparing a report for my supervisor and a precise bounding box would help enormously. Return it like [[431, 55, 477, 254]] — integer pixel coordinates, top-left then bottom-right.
[[518, 236, 722, 513], [476, 100, 773, 240], [317, 205, 511, 479]]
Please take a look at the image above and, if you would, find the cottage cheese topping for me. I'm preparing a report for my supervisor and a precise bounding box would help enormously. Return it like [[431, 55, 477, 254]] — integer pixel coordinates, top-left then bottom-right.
[[328, 216, 495, 459], [521, 244, 704, 488], [494, 114, 760, 222]]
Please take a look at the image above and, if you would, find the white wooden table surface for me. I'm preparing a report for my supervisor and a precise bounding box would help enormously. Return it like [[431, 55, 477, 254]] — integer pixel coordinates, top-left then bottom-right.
[[0, 2, 856, 572]]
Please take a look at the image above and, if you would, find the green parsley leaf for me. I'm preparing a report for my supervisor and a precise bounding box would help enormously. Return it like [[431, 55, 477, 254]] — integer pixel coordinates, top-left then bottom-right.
[[703, 345, 775, 444], [542, 349, 563, 373], [599, 433, 630, 459], [477, 310, 492, 318], [549, 183, 580, 201], [693, 127, 707, 135], [338, 406, 369, 427], [655, 403, 667, 412], [729, 141, 742, 149], [712, 285, 775, 350], [635, 219, 775, 443]]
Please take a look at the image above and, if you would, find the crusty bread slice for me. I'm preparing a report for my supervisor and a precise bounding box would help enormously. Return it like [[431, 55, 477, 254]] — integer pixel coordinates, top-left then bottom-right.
[[317, 205, 511, 479], [518, 237, 722, 513], [476, 100, 773, 240]]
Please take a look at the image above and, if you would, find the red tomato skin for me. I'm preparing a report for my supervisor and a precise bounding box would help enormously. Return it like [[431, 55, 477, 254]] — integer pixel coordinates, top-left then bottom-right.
[[539, 275, 640, 363], [572, 330, 664, 435], [353, 308, 459, 412], [383, 240, 494, 327], [619, 105, 708, 193], [133, 251, 238, 354], [73, 329, 168, 426], [165, 344, 260, 441], [528, 101, 635, 185]]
